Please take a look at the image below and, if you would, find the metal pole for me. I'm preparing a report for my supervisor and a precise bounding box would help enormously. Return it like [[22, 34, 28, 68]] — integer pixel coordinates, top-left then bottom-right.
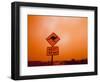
[[51, 55, 53, 65]]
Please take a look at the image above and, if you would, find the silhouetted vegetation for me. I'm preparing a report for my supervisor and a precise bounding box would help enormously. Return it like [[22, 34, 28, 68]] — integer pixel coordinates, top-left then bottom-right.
[[28, 59, 87, 67]]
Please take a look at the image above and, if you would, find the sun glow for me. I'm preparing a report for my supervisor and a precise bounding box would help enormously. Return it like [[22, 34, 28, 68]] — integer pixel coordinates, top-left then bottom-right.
[[28, 15, 88, 62]]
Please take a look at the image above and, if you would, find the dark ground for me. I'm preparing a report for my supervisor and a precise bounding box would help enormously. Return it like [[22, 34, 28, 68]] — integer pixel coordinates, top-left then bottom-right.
[[28, 59, 87, 67]]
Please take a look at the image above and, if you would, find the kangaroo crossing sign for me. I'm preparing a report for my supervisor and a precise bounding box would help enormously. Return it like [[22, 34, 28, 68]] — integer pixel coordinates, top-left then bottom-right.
[[46, 32, 60, 46], [46, 32, 60, 65]]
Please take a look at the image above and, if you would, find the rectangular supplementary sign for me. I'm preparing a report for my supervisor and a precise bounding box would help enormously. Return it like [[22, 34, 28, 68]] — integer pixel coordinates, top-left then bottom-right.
[[47, 46, 59, 56]]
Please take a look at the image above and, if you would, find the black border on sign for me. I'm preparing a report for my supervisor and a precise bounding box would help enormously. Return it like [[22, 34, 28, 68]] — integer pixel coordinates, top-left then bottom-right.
[[11, 1, 98, 80]]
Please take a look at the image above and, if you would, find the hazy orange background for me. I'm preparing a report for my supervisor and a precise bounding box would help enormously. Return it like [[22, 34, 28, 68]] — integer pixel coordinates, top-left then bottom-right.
[[28, 15, 88, 62]]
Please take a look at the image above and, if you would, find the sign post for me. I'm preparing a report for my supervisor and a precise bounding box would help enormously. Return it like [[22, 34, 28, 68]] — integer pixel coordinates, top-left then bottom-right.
[[46, 32, 60, 65], [47, 46, 59, 65], [51, 55, 53, 65]]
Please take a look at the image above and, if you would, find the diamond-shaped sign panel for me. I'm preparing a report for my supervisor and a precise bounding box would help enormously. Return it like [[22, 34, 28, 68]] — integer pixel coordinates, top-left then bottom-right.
[[46, 33, 60, 46]]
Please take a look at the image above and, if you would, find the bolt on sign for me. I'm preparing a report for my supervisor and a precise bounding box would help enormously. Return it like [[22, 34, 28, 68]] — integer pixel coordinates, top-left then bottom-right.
[[46, 32, 60, 46], [47, 46, 59, 56]]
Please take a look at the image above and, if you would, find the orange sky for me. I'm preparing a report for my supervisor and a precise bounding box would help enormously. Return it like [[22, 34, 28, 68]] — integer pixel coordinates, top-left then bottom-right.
[[28, 15, 88, 62]]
